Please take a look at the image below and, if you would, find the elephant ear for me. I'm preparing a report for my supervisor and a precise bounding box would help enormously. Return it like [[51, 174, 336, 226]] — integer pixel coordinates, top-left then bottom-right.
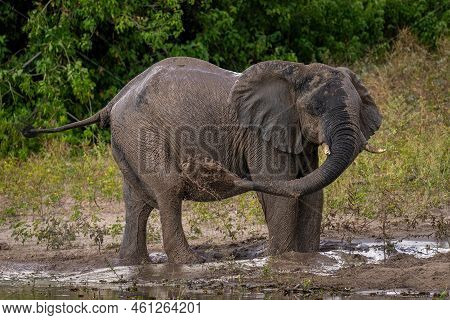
[[229, 61, 304, 154], [338, 67, 382, 141]]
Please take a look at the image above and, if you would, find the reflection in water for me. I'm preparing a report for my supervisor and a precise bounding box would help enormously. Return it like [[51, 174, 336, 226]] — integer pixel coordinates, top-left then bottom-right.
[[0, 282, 440, 300]]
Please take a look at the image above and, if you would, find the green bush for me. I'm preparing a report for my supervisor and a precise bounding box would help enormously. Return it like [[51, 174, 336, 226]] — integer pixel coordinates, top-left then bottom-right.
[[0, 0, 448, 157]]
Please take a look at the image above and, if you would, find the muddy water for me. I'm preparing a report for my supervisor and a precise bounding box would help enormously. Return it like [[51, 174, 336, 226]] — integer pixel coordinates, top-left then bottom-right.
[[316, 238, 449, 276], [0, 238, 448, 300]]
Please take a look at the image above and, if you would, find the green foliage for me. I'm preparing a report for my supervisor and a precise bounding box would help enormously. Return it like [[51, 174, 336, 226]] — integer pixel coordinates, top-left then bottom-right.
[[10, 207, 123, 250], [31, 216, 78, 250], [0, 0, 185, 156], [0, 141, 122, 221], [384, 0, 449, 46], [108, 217, 125, 242], [0, 0, 448, 156]]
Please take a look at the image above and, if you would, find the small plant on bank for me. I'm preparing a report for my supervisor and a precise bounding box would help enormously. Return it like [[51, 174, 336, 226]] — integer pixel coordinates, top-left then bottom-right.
[[146, 212, 162, 244], [33, 216, 78, 250], [108, 217, 124, 243], [9, 208, 124, 251], [301, 278, 312, 291], [430, 212, 450, 244], [11, 221, 32, 245], [261, 264, 273, 279], [435, 290, 448, 300]]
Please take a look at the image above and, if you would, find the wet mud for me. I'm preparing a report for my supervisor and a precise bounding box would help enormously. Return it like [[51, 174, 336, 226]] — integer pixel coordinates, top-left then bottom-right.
[[0, 237, 448, 300]]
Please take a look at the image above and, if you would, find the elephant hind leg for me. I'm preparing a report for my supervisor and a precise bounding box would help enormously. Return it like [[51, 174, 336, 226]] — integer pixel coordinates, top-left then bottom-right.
[[119, 180, 153, 264], [157, 192, 204, 264]]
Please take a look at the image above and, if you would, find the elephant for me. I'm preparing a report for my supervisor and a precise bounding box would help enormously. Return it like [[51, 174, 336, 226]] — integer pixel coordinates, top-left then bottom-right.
[[23, 57, 384, 264]]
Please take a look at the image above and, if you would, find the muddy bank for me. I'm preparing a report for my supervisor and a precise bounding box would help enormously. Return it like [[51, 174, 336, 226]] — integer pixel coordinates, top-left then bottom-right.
[[0, 235, 448, 299], [0, 202, 448, 299]]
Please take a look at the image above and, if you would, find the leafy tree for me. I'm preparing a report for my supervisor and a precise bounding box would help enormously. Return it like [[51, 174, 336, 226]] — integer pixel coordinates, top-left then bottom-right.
[[0, 0, 448, 157]]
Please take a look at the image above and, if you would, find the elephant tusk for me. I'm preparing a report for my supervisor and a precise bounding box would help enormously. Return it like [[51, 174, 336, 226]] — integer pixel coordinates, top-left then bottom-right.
[[322, 143, 331, 156], [364, 143, 386, 154]]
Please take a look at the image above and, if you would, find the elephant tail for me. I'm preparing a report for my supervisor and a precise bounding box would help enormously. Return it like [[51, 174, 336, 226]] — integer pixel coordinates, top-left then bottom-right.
[[22, 104, 112, 138]]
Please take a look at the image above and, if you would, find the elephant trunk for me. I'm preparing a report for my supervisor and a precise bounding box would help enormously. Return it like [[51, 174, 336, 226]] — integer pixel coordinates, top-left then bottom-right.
[[292, 123, 359, 196], [237, 106, 360, 198]]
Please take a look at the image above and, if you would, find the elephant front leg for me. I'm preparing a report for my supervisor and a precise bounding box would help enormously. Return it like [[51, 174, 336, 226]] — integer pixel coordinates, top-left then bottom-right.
[[296, 190, 323, 251], [119, 181, 152, 263], [258, 189, 323, 254], [157, 193, 203, 264], [294, 143, 323, 251], [258, 193, 299, 255]]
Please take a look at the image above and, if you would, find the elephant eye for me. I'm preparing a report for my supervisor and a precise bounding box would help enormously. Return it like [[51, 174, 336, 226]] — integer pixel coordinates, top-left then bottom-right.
[[304, 81, 347, 116], [295, 75, 314, 92], [308, 100, 326, 115]]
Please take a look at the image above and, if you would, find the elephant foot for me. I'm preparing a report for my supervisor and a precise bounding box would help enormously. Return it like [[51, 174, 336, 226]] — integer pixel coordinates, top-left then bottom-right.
[[296, 242, 320, 252], [167, 249, 206, 264], [266, 238, 294, 256], [118, 246, 151, 265], [267, 241, 320, 256], [118, 253, 150, 265], [267, 246, 287, 256]]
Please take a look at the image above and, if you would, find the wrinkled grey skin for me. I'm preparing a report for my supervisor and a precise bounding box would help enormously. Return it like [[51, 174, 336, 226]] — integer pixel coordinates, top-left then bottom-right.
[[23, 57, 382, 264]]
